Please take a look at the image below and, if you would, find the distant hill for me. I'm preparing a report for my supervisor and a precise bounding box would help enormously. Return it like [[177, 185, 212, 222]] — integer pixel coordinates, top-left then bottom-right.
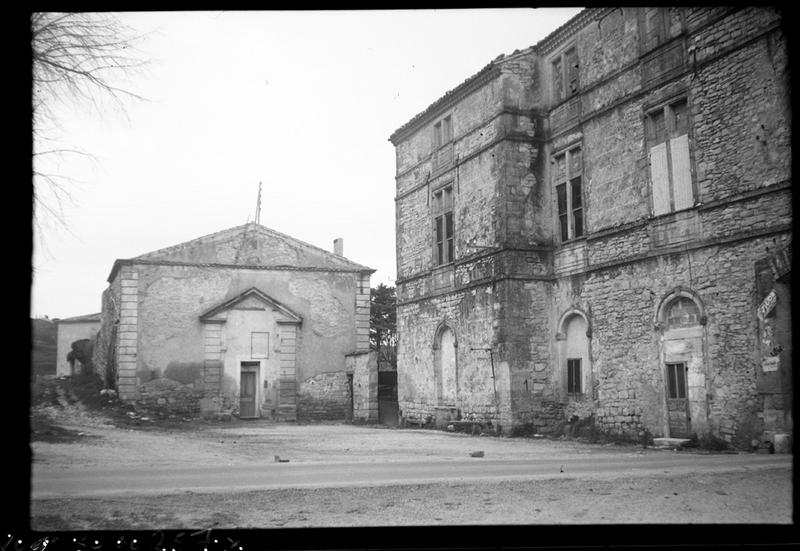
[[32, 318, 57, 377]]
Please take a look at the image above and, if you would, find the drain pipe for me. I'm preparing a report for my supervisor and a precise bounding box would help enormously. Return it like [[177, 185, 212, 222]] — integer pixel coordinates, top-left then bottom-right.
[[471, 346, 500, 423]]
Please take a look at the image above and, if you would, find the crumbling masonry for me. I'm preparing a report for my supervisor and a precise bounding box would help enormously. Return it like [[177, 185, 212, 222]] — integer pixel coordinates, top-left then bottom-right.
[[389, 7, 791, 448]]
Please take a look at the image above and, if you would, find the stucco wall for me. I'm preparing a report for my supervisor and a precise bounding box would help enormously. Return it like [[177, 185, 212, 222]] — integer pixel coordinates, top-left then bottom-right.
[[105, 261, 362, 419]]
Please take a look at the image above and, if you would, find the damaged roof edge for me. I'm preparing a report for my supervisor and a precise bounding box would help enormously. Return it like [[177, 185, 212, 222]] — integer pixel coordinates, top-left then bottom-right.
[[388, 61, 502, 145], [388, 8, 595, 145]]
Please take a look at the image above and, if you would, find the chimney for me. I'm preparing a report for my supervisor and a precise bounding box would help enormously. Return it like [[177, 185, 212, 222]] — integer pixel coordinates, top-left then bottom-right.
[[333, 238, 343, 256]]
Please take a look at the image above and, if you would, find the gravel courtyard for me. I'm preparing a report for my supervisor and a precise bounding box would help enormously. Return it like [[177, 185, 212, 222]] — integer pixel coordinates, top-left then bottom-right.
[[30, 401, 793, 529]]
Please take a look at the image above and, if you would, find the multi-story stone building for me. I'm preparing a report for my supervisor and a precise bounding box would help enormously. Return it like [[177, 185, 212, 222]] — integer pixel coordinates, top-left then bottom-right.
[[389, 7, 791, 449]]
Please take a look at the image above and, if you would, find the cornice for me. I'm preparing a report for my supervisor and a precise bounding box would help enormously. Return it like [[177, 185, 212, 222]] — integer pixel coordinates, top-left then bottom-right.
[[389, 63, 503, 145]]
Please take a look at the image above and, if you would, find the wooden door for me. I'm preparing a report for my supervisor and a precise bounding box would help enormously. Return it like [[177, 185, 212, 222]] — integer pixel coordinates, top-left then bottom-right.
[[666, 362, 690, 438], [240, 369, 257, 419], [378, 371, 398, 426]]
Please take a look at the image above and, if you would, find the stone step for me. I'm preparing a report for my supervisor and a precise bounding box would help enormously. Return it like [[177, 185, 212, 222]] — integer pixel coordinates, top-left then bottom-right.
[[653, 437, 692, 449]]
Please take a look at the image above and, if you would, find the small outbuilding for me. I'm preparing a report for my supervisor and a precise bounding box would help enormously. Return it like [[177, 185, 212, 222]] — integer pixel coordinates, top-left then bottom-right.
[[54, 313, 101, 377]]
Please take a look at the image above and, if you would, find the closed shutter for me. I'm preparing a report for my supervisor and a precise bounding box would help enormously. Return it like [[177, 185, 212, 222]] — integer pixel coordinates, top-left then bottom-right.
[[650, 142, 670, 215], [670, 134, 693, 211]]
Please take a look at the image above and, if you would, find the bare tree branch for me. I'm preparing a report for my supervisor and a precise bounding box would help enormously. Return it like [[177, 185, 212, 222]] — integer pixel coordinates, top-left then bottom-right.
[[32, 12, 149, 234]]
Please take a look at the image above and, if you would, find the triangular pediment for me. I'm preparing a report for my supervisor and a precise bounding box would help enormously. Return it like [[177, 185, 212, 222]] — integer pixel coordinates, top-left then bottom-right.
[[199, 287, 302, 324], [132, 223, 372, 272]]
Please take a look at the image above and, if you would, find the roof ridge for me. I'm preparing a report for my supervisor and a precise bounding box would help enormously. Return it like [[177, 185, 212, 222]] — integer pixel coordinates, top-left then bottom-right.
[[55, 312, 102, 323], [132, 222, 372, 271], [132, 223, 250, 261]]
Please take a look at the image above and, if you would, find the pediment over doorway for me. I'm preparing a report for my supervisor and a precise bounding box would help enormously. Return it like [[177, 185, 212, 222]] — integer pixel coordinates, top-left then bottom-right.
[[199, 287, 302, 325]]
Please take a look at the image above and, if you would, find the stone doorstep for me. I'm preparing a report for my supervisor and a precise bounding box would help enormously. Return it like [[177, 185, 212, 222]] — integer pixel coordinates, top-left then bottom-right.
[[652, 437, 692, 449]]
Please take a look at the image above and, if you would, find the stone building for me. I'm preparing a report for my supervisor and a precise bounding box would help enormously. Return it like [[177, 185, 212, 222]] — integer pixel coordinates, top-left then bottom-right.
[[389, 7, 791, 448], [54, 313, 101, 377], [93, 223, 376, 421]]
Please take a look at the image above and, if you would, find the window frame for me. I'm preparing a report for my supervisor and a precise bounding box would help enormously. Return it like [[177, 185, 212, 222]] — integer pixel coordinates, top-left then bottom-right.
[[552, 45, 579, 104], [552, 144, 584, 243], [433, 114, 453, 151], [640, 7, 669, 52], [666, 362, 687, 399], [645, 95, 695, 216], [431, 183, 455, 266], [567, 357, 582, 395]]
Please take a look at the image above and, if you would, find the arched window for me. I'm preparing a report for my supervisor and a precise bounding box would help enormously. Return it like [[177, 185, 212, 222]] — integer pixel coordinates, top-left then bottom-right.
[[557, 308, 592, 399], [564, 315, 588, 395], [666, 297, 701, 329]]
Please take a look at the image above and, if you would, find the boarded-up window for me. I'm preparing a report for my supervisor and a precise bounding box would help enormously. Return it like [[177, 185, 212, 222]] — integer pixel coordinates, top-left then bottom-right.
[[666, 297, 700, 329], [647, 98, 693, 215], [251, 332, 269, 359], [553, 145, 584, 241], [642, 7, 668, 51]]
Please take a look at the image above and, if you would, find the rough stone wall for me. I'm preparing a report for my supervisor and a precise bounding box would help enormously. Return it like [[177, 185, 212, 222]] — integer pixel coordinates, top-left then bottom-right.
[[501, 278, 561, 433], [564, 235, 791, 444], [392, 7, 790, 444], [134, 378, 204, 418], [397, 284, 510, 428], [92, 287, 119, 389], [689, 9, 789, 203], [297, 371, 351, 421], [348, 351, 378, 422]]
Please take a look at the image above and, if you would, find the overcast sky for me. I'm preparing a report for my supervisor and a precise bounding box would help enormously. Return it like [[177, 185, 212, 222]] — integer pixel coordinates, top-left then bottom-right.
[[32, 8, 583, 319]]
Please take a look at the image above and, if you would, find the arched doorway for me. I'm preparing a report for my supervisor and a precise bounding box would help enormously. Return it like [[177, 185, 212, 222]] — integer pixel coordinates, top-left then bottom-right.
[[655, 288, 708, 438], [433, 324, 457, 406]]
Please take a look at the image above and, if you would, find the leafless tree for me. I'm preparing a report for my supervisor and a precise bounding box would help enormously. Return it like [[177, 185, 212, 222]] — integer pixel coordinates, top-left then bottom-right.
[[32, 12, 148, 241]]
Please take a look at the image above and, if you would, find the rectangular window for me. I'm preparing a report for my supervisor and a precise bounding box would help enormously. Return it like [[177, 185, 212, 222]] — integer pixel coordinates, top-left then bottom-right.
[[567, 358, 582, 394], [553, 146, 584, 242], [647, 98, 693, 215], [642, 7, 668, 51], [666, 362, 686, 399], [251, 332, 269, 359], [432, 185, 455, 266], [433, 115, 452, 149], [553, 47, 579, 103]]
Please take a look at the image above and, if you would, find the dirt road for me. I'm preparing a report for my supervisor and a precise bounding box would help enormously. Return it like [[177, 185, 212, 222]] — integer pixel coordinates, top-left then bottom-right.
[[30, 405, 793, 529]]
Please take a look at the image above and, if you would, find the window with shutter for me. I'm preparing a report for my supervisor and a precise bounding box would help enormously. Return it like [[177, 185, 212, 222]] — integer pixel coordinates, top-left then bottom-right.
[[647, 98, 694, 215], [552, 46, 579, 103]]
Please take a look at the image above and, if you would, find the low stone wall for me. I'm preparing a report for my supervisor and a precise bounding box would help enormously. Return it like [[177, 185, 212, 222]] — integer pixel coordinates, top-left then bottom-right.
[[297, 371, 350, 421], [133, 377, 204, 418], [348, 351, 378, 422]]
